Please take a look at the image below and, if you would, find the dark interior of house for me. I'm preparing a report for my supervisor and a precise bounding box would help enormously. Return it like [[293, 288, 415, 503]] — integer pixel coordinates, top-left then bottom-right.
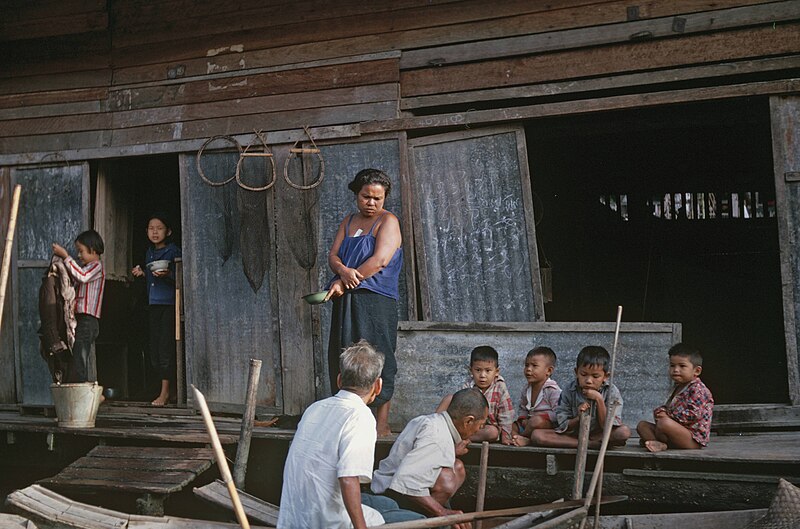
[[527, 97, 788, 405], [94, 154, 181, 401]]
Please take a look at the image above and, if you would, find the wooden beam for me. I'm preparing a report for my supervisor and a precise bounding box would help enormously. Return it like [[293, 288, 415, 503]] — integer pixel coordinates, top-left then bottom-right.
[[0, 11, 107, 41], [401, 55, 800, 110], [400, 1, 800, 69], [401, 22, 800, 97], [0, 124, 361, 166], [0, 87, 108, 111], [0, 69, 111, 97], [109, 58, 399, 111], [364, 79, 800, 134]]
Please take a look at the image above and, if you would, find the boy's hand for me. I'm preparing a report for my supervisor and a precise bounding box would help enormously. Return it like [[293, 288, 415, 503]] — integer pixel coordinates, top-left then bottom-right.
[[455, 439, 470, 456], [578, 402, 591, 414], [52, 243, 68, 259], [655, 409, 668, 419], [131, 265, 144, 277], [582, 388, 603, 403], [500, 431, 513, 446]]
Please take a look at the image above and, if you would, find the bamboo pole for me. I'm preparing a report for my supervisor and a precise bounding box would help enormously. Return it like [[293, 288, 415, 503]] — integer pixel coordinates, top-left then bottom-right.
[[233, 358, 262, 490], [474, 441, 489, 529], [0, 184, 21, 333], [192, 384, 251, 529], [577, 401, 620, 529], [372, 496, 625, 529], [593, 306, 623, 528]]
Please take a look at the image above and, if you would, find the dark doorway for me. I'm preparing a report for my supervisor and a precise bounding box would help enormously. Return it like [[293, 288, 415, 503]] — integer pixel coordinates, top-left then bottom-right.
[[92, 155, 181, 402], [527, 98, 788, 404]]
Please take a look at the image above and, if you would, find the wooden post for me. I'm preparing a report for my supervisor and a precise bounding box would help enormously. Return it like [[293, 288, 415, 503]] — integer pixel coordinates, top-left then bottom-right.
[[175, 258, 185, 406], [572, 408, 591, 500], [475, 441, 489, 529], [0, 184, 21, 333], [233, 358, 262, 490], [192, 384, 251, 529]]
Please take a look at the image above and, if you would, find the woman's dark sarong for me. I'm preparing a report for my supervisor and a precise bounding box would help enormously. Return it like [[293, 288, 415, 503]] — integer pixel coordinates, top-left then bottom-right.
[[328, 289, 398, 406]]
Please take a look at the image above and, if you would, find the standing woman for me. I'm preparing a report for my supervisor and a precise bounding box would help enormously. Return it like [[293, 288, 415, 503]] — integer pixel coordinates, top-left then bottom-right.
[[325, 168, 403, 437]]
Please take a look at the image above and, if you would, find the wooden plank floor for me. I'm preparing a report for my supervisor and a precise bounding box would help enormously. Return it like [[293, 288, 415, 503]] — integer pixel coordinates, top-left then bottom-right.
[[1, 407, 799, 466]]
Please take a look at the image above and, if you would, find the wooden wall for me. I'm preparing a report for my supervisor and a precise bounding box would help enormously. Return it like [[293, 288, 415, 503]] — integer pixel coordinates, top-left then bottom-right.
[[1, 0, 798, 412], [1, 0, 797, 161]]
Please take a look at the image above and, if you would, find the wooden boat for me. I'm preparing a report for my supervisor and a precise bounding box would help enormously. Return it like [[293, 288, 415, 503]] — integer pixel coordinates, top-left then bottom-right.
[[4, 484, 273, 529], [489, 507, 768, 529]]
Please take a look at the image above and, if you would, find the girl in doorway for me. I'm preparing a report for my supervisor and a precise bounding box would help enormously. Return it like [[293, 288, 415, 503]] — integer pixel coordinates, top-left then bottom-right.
[[132, 213, 181, 406]]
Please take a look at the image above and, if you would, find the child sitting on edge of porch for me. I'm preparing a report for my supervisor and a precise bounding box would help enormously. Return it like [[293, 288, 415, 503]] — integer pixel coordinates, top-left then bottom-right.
[[530, 346, 631, 449], [511, 346, 562, 447], [435, 345, 516, 445], [637, 343, 714, 452]]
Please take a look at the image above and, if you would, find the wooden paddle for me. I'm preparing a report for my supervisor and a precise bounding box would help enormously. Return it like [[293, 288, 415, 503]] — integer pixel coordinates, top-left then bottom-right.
[[0, 184, 21, 333]]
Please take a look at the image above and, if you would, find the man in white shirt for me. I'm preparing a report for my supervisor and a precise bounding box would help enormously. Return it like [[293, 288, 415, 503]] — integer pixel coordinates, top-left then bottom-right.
[[370, 388, 489, 529], [278, 340, 386, 529]]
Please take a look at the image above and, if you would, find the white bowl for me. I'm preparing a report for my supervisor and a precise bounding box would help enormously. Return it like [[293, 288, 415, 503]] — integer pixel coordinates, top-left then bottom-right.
[[147, 260, 171, 272]]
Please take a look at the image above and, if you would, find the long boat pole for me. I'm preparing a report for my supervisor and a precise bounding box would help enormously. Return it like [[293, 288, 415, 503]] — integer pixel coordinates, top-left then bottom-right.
[[0, 184, 21, 333]]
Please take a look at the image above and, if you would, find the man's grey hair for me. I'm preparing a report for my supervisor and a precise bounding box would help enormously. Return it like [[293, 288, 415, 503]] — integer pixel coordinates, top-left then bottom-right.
[[447, 387, 489, 421], [340, 340, 385, 391]]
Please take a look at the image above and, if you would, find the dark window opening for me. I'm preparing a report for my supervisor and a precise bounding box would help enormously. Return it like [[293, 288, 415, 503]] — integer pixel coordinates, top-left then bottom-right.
[[526, 97, 788, 404]]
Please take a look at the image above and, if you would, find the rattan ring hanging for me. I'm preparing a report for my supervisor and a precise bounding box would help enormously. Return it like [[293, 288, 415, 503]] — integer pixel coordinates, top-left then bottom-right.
[[236, 130, 277, 192], [196, 135, 242, 187], [283, 126, 325, 190]]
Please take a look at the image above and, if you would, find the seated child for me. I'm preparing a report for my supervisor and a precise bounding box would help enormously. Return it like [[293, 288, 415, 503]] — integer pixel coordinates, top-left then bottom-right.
[[531, 346, 631, 449], [511, 346, 562, 447], [436, 345, 515, 444], [637, 343, 714, 453]]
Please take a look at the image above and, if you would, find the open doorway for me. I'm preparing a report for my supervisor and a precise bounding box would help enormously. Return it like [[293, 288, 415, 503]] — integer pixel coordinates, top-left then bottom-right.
[[527, 97, 787, 404], [92, 155, 181, 402]]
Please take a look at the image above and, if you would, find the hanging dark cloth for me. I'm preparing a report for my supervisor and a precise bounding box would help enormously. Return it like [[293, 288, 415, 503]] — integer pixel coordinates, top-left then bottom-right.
[[38, 257, 76, 383]]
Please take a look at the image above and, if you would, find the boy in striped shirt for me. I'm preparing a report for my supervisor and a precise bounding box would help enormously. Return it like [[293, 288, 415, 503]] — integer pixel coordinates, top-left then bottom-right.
[[52, 230, 105, 383]]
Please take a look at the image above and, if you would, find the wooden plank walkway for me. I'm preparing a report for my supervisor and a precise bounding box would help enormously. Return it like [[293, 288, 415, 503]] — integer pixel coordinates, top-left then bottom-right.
[[38, 446, 215, 516]]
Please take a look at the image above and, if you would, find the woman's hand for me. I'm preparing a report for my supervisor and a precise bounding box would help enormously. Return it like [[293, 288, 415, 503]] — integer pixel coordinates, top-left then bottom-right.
[[131, 265, 144, 278], [339, 267, 364, 289], [52, 243, 68, 259], [152, 269, 170, 278], [325, 280, 345, 301]]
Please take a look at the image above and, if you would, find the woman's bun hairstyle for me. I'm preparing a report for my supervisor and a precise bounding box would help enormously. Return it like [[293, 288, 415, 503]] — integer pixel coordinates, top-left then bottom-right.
[[348, 168, 392, 197]]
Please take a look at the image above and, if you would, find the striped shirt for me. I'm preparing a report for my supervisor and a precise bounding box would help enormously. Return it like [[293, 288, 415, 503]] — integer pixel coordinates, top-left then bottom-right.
[[63, 257, 105, 318]]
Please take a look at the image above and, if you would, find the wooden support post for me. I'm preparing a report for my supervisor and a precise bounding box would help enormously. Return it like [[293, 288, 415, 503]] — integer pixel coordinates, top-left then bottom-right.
[[475, 441, 489, 529], [233, 358, 262, 490], [572, 408, 591, 500], [46, 433, 54, 452], [175, 259, 185, 406]]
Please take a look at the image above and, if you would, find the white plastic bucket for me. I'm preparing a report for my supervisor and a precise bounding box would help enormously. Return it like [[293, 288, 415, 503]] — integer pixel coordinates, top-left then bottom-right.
[[50, 382, 103, 428]]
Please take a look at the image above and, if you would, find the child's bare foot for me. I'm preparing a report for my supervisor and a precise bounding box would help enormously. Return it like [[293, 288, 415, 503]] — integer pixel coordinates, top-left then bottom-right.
[[151, 394, 168, 406], [512, 434, 531, 447], [645, 440, 668, 453]]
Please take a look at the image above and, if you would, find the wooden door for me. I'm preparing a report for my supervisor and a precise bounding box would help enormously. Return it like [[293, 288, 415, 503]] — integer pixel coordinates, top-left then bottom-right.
[[407, 125, 545, 322], [12, 163, 90, 405], [296, 134, 414, 401], [179, 152, 280, 413], [771, 95, 800, 405]]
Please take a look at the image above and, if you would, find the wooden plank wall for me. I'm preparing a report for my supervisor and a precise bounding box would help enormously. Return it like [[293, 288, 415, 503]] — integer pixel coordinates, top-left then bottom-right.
[[1, 0, 797, 159]]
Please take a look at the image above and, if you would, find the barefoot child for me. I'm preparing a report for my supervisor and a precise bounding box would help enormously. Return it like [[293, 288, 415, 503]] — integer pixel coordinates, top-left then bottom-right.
[[511, 346, 562, 447], [131, 213, 181, 406], [637, 343, 714, 452], [531, 346, 631, 448], [52, 230, 105, 383], [436, 346, 515, 445]]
